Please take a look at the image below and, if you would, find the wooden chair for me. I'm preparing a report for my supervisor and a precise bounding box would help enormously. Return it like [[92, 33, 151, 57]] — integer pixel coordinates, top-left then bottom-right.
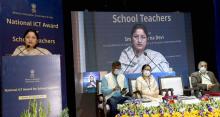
[[96, 80, 110, 117], [128, 78, 142, 98]]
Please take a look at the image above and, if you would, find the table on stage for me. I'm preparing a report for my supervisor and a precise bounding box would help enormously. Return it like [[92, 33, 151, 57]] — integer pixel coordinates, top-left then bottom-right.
[[116, 94, 220, 117]]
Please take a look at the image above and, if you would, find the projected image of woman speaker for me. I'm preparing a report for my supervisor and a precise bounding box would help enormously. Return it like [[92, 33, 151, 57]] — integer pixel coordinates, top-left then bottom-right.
[[12, 29, 52, 56], [119, 24, 170, 73]]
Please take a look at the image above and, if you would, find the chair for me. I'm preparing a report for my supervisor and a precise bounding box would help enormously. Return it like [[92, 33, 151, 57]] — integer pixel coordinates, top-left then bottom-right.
[[128, 76, 174, 98], [159, 76, 196, 96], [96, 80, 110, 117], [159, 76, 184, 95], [160, 88, 174, 96], [188, 76, 193, 88], [128, 78, 142, 98], [188, 76, 195, 95], [188, 76, 201, 96]]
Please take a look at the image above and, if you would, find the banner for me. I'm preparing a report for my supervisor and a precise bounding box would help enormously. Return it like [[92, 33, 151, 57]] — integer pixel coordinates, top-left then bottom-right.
[[0, 0, 66, 106], [2, 56, 61, 117]]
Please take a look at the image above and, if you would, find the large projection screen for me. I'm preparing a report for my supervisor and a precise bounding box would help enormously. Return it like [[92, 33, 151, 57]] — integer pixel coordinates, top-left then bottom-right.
[[72, 11, 194, 86], [71, 11, 195, 117]]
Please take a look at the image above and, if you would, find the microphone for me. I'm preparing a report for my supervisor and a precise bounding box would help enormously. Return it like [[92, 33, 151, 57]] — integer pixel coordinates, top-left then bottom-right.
[[35, 48, 46, 55], [144, 52, 164, 72], [123, 54, 136, 74], [15, 45, 30, 56]]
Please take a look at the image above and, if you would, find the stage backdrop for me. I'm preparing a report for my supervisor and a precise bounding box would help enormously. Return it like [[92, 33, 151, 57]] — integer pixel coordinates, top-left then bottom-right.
[[0, 0, 66, 106], [72, 11, 195, 87]]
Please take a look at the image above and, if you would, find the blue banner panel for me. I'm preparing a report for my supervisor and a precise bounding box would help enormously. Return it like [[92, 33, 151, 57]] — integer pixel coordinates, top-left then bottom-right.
[[2, 55, 62, 117], [0, 0, 64, 55], [0, 0, 66, 106]]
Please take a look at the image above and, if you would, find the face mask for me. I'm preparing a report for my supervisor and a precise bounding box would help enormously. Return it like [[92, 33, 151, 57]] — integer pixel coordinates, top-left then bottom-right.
[[143, 70, 151, 77], [199, 67, 207, 73], [114, 69, 121, 75]]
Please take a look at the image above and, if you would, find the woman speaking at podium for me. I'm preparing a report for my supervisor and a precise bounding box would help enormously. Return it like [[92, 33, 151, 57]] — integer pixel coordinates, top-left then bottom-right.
[[12, 29, 52, 56]]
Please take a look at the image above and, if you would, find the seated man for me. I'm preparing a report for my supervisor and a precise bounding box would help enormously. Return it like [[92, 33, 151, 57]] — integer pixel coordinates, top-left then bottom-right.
[[101, 61, 129, 117], [191, 61, 220, 96]]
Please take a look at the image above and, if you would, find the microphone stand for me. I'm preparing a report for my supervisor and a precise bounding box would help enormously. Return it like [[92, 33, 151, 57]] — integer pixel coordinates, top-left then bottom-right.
[[123, 54, 136, 74], [15, 45, 30, 56], [144, 52, 164, 72], [35, 48, 46, 55]]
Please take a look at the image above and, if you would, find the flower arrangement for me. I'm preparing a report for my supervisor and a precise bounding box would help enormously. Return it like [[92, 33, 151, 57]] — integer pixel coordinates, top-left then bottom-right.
[[59, 107, 69, 117], [20, 99, 50, 117], [20, 99, 69, 117], [116, 97, 220, 117]]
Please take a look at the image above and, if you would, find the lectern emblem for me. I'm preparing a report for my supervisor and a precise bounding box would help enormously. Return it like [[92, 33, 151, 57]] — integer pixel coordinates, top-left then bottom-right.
[[25, 69, 40, 83], [31, 3, 36, 14], [30, 69, 35, 79]]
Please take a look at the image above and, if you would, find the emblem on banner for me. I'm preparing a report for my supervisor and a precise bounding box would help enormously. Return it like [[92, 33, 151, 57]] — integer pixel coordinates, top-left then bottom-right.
[[31, 3, 36, 14], [30, 69, 35, 79], [25, 69, 40, 83]]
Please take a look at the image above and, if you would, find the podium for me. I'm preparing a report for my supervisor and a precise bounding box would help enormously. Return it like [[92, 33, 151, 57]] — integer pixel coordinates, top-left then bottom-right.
[[1, 55, 62, 117]]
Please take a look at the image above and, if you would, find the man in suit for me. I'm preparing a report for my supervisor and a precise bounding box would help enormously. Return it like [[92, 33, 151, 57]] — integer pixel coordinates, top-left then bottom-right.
[[191, 61, 220, 96]]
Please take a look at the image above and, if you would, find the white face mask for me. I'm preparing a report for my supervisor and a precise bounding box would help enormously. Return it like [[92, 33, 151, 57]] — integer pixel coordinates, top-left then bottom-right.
[[114, 69, 121, 75], [199, 67, 207, 73], [143, 70, 151, 77]]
